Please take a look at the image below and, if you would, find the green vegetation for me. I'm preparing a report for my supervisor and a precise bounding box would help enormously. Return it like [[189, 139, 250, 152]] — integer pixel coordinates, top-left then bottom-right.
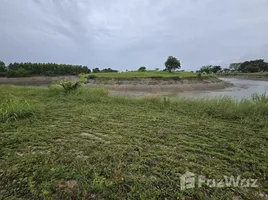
[[219, 72, 268, 77], [81, 71, 210, 79], [0, 61, 6, 77], [164, 56, 181, 72], [58, 80, 81, 93], [138, 66, 147, 72], [235, 59, 268, 73], [198, 59, 268, 74], [0, 85, 267, 199], [0, 99, 34, 123], [0, 61, 90, 77], [99, 68, 119, 73], [198, 65, 222, 74]]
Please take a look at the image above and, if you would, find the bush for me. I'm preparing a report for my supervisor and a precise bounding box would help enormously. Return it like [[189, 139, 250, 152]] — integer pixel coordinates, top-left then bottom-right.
[[0, 99, 34, 122], [87, 75, 97, 79], [138, 66, 146, 72], [59, 80, 81, 93]]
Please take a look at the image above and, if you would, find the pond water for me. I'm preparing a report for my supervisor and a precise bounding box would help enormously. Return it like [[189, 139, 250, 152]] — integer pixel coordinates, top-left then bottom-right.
[[177, 78, 268, 100]]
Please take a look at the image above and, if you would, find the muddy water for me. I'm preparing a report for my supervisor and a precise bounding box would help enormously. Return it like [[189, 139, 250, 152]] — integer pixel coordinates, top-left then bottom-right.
[[177, 78, 268, 100], [111, 78, 268, 100]]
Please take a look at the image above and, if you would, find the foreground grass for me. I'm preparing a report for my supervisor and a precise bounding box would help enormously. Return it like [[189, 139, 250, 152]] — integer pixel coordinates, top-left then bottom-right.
[[0, 85, 268, 200], [81, 71, 212, 79]]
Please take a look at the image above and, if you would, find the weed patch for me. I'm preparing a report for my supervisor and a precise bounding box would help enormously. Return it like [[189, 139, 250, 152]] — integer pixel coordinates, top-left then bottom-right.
[[0, 99, 34, 122]]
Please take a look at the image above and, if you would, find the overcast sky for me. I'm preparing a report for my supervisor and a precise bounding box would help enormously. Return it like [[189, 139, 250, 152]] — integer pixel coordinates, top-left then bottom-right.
[[1, 0, 268, 71]]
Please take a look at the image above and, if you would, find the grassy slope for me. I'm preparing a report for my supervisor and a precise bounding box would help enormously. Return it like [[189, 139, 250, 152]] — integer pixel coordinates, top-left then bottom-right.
[[0, 85, 268, 200], [219, 72, 268, 77], [82, 71, 212, 78]]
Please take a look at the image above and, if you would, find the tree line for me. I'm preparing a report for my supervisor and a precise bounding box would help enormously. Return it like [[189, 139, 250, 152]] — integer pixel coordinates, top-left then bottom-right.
[[0, 56, 181, 77], [0, 61, 119, 77], [198, 59, 268, 74], [229, 59, 268, 73]]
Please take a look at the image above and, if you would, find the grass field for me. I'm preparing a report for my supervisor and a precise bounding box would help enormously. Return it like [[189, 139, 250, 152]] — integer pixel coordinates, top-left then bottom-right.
[[81, 71, 212, 79], [0, 85, 268, 199], [219, 72, 268, 77]]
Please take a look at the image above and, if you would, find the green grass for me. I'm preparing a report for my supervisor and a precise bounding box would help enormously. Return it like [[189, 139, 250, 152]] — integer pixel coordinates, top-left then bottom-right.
[[0, 99, 34, 123], [80, 71, 213, 79], [0, 85, 268, 199], [219, 72, 268, 77]]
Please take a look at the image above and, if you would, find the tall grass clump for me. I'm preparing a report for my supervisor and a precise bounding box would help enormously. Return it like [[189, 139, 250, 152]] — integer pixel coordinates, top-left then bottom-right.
[[252, 92, 268, 103], [158, 95, 268, 124], [47, 84, 109, 103], [0, 99, 34, 122]]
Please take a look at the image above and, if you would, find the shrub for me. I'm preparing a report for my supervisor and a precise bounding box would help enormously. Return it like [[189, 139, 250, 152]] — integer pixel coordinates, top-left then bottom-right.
[[87, 75, 97, 79], [251, 92, 268, 103], [0, 99, 34, 122], [78, 73, 88, 83], [138, 66, 146, 72], [197, 73, 202, 77], [59, 80, 81, 93]]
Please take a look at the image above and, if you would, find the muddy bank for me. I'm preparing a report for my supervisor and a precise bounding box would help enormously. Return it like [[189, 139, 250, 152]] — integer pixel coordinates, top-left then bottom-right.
[[0, 76, 232, 93], [0, 76, 79, 85], [86, 76, 232, 93]]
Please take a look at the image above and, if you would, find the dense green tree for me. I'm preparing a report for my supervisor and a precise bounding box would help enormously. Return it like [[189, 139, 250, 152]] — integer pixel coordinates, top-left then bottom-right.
[[241, 65, 261, 73], [164, 56, 181, 72], [227, 59, 268, 72], [0, 61, 7, 76], [138, 66, 146, 72], [5, 62, 90, 77], [229, 63, 242, 71], [0, 61, 6, 72], [199, 65, 222, 74], [92, 68, 100, 73], [199, 65, 212, 74], [238, 59, 266, 72], [211, 65, 222, 73], [100, 68, 118, 73]]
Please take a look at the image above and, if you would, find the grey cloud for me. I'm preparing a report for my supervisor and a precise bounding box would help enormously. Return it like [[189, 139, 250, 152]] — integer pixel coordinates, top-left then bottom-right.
[[0, 0, 268, 71]]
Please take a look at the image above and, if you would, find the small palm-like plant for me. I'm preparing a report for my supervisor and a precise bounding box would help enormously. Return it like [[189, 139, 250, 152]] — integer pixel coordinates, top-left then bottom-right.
[[59, 80, 81, 93]]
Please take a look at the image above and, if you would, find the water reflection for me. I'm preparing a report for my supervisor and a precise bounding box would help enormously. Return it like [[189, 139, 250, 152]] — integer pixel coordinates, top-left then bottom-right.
[[178, 78, 268, 100]]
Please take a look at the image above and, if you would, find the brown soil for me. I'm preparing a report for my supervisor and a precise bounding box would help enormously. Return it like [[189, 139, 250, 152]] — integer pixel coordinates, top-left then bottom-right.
[[86, 77, 233, 92], [0, 76, 232, 92]]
